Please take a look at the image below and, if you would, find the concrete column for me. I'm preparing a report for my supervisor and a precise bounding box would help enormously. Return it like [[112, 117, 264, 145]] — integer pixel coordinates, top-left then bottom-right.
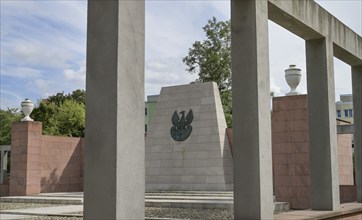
[[306, 38, 340, 210], [1, 151, 8, 184], [231, 1, 273, 219], [352, 65, 362, 203], [9, 122, 42, 196], [84, 1, 145, 219]]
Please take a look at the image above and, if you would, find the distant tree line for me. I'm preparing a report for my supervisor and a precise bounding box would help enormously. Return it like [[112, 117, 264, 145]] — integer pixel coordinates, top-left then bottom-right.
[[0, 89, 85, 145]]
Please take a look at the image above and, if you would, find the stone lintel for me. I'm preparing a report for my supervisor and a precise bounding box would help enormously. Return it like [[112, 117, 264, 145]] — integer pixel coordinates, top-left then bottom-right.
[[268, 0, 362, 66]]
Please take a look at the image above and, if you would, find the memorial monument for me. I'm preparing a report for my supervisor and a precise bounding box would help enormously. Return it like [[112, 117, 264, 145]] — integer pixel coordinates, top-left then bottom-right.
[[145, 82, 233, 191]]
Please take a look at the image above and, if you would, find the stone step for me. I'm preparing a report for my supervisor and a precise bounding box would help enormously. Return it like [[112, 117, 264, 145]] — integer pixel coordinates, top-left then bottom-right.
[[0, 192, 290, 213]]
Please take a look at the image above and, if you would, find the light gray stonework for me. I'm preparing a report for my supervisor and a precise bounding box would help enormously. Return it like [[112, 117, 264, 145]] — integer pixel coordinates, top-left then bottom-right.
[[145, 82, 233, 191], [306, 37, 340, 210], [231, 1, 274, 219], [84, 1, 145, 219], [352, 65, 362, 202]]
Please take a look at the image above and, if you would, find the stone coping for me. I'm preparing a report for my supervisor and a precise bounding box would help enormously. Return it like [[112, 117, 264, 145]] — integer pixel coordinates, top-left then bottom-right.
[[274, 202, 362, 220]]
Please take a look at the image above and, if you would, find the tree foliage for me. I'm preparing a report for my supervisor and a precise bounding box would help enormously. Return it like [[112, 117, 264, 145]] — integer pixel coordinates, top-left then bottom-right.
[[32, 89, 86, 137], [183, 17, 232, 127], [0, 108, 22, 145]]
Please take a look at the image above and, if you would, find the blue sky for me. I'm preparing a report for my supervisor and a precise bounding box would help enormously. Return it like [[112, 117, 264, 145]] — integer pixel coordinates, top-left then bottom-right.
[[1, 0, 361, 109]]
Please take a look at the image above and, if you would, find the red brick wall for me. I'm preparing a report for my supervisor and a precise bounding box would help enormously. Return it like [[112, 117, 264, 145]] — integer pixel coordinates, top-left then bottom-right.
[[9, 122, 84, 196], [272, 95, 311, 209], [337, 120, 354, 185], [340, 185, 357, 203], [271, 95, 355, 209], [0, 184, 9, 196], [40, 136, 84, 193], [10, 122, 42, 196]]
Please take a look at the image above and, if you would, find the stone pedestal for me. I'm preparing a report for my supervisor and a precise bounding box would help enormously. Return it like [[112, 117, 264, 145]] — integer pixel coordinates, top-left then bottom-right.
[[272, 95, 354, 209], [272, 95, 311, 209], [145, 82, 233, 191], [9, 121, 42, 196]]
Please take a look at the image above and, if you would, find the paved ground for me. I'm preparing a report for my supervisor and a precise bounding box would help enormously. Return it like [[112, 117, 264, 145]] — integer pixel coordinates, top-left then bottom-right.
[[1, 192, 361, 219]]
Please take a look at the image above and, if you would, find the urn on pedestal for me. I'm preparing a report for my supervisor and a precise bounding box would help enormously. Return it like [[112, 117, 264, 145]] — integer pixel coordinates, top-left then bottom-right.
[[21, 99, 34, 121], [285, 64, 302, 96]]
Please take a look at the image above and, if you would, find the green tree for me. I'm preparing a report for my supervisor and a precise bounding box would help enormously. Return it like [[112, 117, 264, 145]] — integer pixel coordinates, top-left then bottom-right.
[[49, 100, 85, 137], [32, 90, 86, 137], [183, 17, 232, 127], [0, 108, 22, 145]]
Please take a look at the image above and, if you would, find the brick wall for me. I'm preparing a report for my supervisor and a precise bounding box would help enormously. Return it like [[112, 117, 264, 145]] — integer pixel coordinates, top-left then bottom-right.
[[337, 120, 354, 185], [271, 95, 354, 209], [9, 121, 84, 196], [272, 95, 311, 209], [40, 136, 84, 193]]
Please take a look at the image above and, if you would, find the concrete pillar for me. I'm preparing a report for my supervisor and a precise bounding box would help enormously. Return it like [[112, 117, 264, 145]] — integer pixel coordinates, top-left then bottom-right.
[[9, 122, 42, 196], [84, 1, 145, 219], [306, 38, 340, 210], [352, 65, 362, 203], [231, 1, 273, 219]]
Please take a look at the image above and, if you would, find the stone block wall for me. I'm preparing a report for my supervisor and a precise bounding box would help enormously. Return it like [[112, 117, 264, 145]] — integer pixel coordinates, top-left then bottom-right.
[[337, 120, 354, 185], [272, 95, 354, 209], [9, 122, 84, 196], [145, 82, 233, 191], [40, 136, 83, 192], [272, 95, 311, 209]]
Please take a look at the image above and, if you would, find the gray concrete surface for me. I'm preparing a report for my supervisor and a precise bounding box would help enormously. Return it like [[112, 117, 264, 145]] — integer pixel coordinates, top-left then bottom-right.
[[85, 1, 145, 219], [268, 0, 362, 66], [352, 65, 362, 203], [306, 38, 340, 210], [231, 1, 273, 219]]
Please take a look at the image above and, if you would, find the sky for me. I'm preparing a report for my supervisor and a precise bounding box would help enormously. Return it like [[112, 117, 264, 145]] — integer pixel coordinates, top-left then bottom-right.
[[0, 0, 361, 110]]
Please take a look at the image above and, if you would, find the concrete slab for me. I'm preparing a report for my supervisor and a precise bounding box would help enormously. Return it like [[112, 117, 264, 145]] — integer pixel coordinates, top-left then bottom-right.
[[1, 205, 83, 215], [0, 214, 32, 220]]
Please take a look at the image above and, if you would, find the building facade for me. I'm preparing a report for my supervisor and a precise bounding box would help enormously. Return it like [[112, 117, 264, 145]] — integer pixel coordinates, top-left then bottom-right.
[[145, 95, 159, 133], [336, 94, 354, 123]]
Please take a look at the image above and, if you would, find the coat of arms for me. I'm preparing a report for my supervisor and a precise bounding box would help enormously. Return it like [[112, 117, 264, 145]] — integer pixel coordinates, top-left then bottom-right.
[[170, 109, 193, 141]]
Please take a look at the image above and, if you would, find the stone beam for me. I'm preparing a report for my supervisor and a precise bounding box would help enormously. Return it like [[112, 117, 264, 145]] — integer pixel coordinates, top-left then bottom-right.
[[268, 0, 362, 66], [352, 65, 362, 202], [231, 1, 273, 219], [84, 1, 145, 219]]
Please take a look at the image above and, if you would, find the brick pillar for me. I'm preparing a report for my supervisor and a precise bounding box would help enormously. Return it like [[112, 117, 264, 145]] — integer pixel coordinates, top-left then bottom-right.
[[9, 121, 42, 196], [272, 95, 311, 209]]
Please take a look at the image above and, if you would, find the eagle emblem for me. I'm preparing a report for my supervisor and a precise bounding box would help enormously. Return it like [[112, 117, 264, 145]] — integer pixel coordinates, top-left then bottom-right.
[[170, 109, 193, 141]]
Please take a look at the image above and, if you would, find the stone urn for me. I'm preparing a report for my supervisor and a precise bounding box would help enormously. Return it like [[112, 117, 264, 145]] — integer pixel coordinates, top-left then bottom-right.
[[285, 64, 301, 96], [21, 99, 34, 121]]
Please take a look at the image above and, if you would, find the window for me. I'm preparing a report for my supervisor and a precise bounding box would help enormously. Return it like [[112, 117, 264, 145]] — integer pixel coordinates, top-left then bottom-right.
[[145, 107, 147, 116], [337, 110, 341, 118], [145, 124, 147, 132], [349, 109, 353, 117], [344, 110, 348, 117]]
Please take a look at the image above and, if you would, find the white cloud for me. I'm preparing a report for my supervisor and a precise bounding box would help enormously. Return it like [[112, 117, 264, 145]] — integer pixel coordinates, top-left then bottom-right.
[[64, 66, 86, 82], [0, 89, 23, 109], [0, 0, 360, 110], [1, 67, 42, 78], [145, 57, 198, 95]]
